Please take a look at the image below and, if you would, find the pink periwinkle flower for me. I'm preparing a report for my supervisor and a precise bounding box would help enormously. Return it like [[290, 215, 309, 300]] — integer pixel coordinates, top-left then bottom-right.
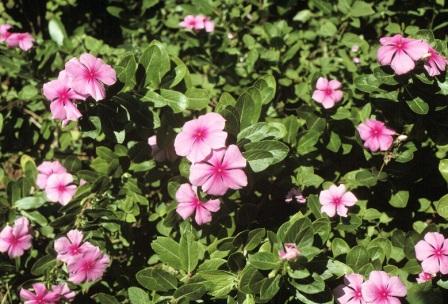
[[20, 283, 59, 304], [6, 32, 34, 51], [44, 172, 77, 206], [51, 283, 76, 302], [67, 246, 110, 284], [36, 160, 67, 189], [335, 273, 366, 304], [415, 232, 448, 275], [175, 183, 221, 225], [0, 24, 12, 42], [424, 46, 447, 77], [54, 229, 95, 263], [377, 34, 428, 75], [0, 217, 32, 258], [319, 184, 357, 217], [312, 77, 343, 109], [416, 271, 435, 284], [189, 144, 247, 196], [148, 135, 177, 162], [65, 53, 117, 101], [361, 271, 407, 304], [174, 112, 228, 163], [179, 15, 198, 30], [357, 119, 396, 152], [43, 70, 85, 125], [278, 243, 300, 261]]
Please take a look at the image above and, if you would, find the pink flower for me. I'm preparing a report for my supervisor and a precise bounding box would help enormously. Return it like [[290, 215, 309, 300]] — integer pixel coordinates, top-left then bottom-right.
[[54, 229, 94, 263], [175, 183, 221, 225], [148, 135, 177, 162], [67, 246, 110, 284], [36, 160, 67, 189], [353, 57, 361, 64], [377, 34, 428, 75], [278, 243, 300, 261], [179, 15, 199, 30], [20, 283, 59, 304], [319, 184, 357, 217], [357, 119, 396, 152], [196, 15, 215, 32], [0, 217, 32, 258], [189, 145, 247, 196], [44, 173, 77, 206], [335, 273, 366, 304], [6, 32, 34, 51], [0, 24, 12, 42], [51, 283, 76, 302], [65, 53, 117, 101], [424, 46, 447, 77], [174, 112, 228, 163], [416, 271, 435, 284], [361, 271, 407, 304], [43, 70, 85, 125], [312, 77, 343, 109], [415, 232, 448, 274]]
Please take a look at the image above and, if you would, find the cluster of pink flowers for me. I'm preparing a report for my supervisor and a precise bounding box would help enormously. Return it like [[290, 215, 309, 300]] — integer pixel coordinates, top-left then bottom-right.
[[377, 34, 447, 76], [37, 161, 78, 206], [319, 184, 358, 217], [414, 232, 448, 283], [335, 271, 407, 304], [54, 229, 110, 284], [179, 15, 215, 32], [173, 112, 248, 225], [0, 217, 32, 258], [20, 283, 75, 304], [43, 53, 116, 125], [0, 24, 34, 51]]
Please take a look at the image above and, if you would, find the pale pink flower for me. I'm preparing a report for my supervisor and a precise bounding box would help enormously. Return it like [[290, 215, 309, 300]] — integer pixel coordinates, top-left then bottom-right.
[[54, 229, 94, 263], [362, 271, 407, 304], [20, 283, 59, 304], [416, 271, 435, 284], [148, 135, 177, 162], [335, 273, 366, 304], [44, 173, 77, 206], [424, 46, 447, 77], [6, 32, 34, 51], [174, 112, 227, 163], [312, 77, 343, 109], [189, 145, 247, 196], [415, 232, 448, 274], [278, 243, 300, 261], [175, 183, 221, 225], [51, 283, 76, 302], [0, 217, 32, 258], [377, 34, 428, 75], [353, 57, 361, 64], [43, 70, 85, 125], [357, 119, 396, 152], [319, 184, 357, 217], [36, 160, 67, 189], [67, 246, 110, 284], [0, 24, 12, 42], [179, 15, 198, 30], [196, 15, 215, 32], [65, 53, 117, 101]]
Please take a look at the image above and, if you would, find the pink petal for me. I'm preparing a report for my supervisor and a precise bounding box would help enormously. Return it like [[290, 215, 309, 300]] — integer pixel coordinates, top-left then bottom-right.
[[194, 206, 212, 225], [201, 174, 229, 196], [203, 199, 220, 212], [60, 185, 77, 205], [439, 255, 448, 274], [321, 95, 336, 109], [96, 62, 117, 86], [19, 288, 36, 301], [222, 145, 246, 169], [319, 189, 333, 205], [377, 45, 396, 65], [378, 134, 393, 151], [388, 276, 407, 297], [329, 80, 342, 90], [174, 131, 193, 157], [424, 232, 445, 248], [175, 183, 197, 204], [206, 130, 227, 150], [189, 163, 213, 186], [404, 39, 429, 61], [222, 168, 248, 190], [50, 100, 67, 120], [199, 113, 226, 132], [321, 203, 336, 217], [315, 77, 329, 90], [187, 140, 212, 163], [176, 202, 196, 220], [341, 191, 358, 206], [336, 204, 348, 217], [390, 51, 415, 75], [312, 90, 325, 103], [67, 229, 83, 245]]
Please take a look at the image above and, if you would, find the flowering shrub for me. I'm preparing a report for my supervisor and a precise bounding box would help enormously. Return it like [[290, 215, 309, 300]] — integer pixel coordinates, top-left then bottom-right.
[[1, 0, 448, 303]]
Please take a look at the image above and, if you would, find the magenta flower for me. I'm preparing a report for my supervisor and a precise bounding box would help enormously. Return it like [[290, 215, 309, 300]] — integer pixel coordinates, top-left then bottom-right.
[[357, 119, 396, 152], [189, 145, 248, 196], [361, 271, 407, 304], [319, 184, 357, 217], [174, 112, 228, 163], [416, 271, 435, 284], [54, 229, 95, 263], [44, 173, 77, 206], [148, 135, 177, 162], [65, 53, 117, 101], [51, 283, 76, 302], [335, 273, 366, 304], [0, 24, 12, 42], [0, 217, 32, 258], [20, 283, 59, 304], [415, 232, 448, 275], [424, 46, 447, 77], [67, 246, 110, 284], [278, 243, 300, 261], [36, 160, 67, 189], [6, 32, 34, 51], [377, 34, 428, 75], [312, 77, 343, 109], [179, 15, 199, 30], [175, 183, 221, 225]]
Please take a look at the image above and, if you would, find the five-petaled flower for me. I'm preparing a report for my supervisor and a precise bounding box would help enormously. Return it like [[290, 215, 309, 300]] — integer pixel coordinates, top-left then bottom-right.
[[0, 217, 32, 258], [319, 184, 357, 217], [44, 172, 78, 206], [67, 246, 110, 284], [416, 271, 435, 284], [357, 119, 396, 152], [5, 32, 34, 51], [312, 77, 343, 109], [415, 231, 448, 275], [361, 271, 407, 304], [54, 229, 95, 263], [36, 160, 67, 189], [20, 283, 59, 304], [335, 273, 366, 304]]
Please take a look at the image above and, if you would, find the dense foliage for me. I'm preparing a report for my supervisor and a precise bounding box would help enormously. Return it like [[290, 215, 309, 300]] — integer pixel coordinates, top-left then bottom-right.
[[1, 0, 448, 303]]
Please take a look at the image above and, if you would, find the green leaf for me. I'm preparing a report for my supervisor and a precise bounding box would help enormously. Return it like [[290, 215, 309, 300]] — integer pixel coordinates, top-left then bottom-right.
[[185, 88, 210, 110], [143, 89, 188, 113], [260, 276, 281, 301], [94, 293, 120, 304], [435, 194, 448, 219], [350, 1, 375, 17], [236, 87, 263, 130], [173, 283, 207, 301], [31, 255, 56, 276], [346, 246, 369, 270], [244, 140, 289, 172], [331, 237, 350, 257], [140, 41, 170, 88], [151, 237, 182, 269], [13, 194, 46, 210], [179, 231, 200, 273], [116, 54, 137, 91], [389, 191, 409, 208], [48, 18, 67, 46], [438, 159, 448, 183], [406, 97, 429, 115], [237, 122, 286, 143], [136, 268, 178, 291], [297, 131, 320, 155], [294, 166, 323, 188], [198, 270, 236, 298], [128, 287, 149, 304], [248, 252, 281, 270], [238, 266, 265, 294]]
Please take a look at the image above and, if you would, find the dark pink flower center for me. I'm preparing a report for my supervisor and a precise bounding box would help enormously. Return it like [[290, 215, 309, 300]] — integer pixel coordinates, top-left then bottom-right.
[[57, 183, 67, 193], [332, 196, 342, 206], [378, 287, 390, 300], [354, 288, 362, 299], [81, 259, 95, 272], [434, 247, 443, 257], [324, 88, 333, 96], [193, 128, 207, 141], [7, 235, 18, 246], [84, 68, 98, 81], [57, 89, 70, 104], [68, 244, 81, 255], [213, 163, 226, 176], [369, 126, 383, 138]]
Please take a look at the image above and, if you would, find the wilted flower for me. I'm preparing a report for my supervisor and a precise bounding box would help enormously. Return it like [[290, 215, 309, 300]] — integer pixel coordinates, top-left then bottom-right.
[[44, 172, 77, 206], [312, 77, 343, 109], [357, 119, 396, 152], [6, 32, 34, 51], [20, 283, 59, 304], [319, 184, 357, 217], [0, 217, 32, 258], [423, 46, 447, 77], [278, 243, 300, 261], [285, 188, 306, 204], [334, 273, 366, 304], [415, 232, 448, 274], [51, 283, 76, 302], [416, 271, 435, 284], [36, 160, 67, 189], [361, 271, 407, 303]]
